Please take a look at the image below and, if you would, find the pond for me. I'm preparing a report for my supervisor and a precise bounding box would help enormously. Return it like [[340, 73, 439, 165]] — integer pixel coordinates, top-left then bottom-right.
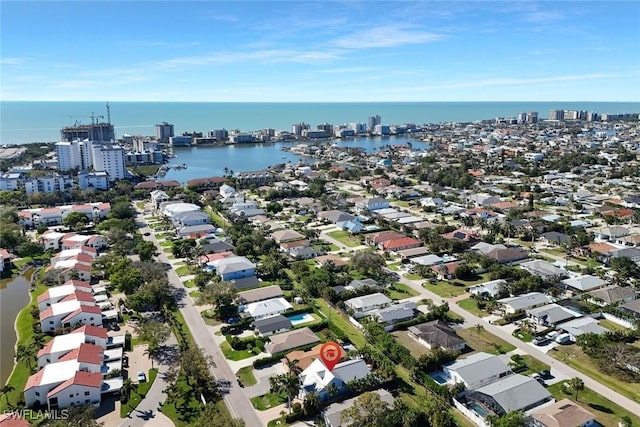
[[0, 274, 31, 385]]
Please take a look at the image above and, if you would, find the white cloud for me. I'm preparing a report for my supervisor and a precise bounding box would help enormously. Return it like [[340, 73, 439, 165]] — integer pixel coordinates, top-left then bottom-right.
[[119, 40, 202, 48], [0, 57, 28, 65], [332, 25, 443, 49]]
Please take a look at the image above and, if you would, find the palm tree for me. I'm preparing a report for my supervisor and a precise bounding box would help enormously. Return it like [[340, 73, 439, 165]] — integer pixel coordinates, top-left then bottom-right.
[[15, 343, 35, 372], [270, 372, 300, 414], [121, 378, 136, 404], [569, 377, 584, 402], [143, 345, 159, 369], [0, 385, 15, 405]]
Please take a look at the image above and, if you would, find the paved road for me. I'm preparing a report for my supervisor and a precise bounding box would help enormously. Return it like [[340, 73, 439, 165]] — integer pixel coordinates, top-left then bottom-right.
[[397, 275, 640, 413], [119, 335, 178, 427], [137, 209, 263, 427]]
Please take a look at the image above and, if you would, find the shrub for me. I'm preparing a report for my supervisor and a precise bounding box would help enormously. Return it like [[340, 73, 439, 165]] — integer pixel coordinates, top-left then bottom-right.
[[292, 402, 302, 413]]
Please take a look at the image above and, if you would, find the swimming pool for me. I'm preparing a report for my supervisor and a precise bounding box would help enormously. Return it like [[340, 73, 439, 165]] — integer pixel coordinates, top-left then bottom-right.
[[431, 373, 448, 384], [287, 313, 314, 326], [468, 402, 488, 417]]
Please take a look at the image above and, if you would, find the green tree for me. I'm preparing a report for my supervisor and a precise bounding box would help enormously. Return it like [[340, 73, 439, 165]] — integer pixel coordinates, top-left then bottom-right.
[[341, 391, 391, 425], [136, 319, 170, 351], [193, 403, 245, 427], [303, 391, 321, 417], [270, 370, 300, 414], [0, 384, 14, 405], [110, 266, 144, 294], [40, 405, 104, 427], [63, 211, 90, 230], [350, 251, 386, 276], [569, 377, 584, 402], [487, 411, 525, 427], [134, 240, 158, 262]]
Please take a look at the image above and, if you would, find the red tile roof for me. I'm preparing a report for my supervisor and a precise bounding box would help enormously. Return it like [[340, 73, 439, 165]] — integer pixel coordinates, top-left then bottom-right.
[[382, 237, 421, 250], [46, 371, 102, 398], [63, 279, 92, 288], [58, 343, 103, 365], [24, 369, 45, 390], [0, 412, 30, 427], [60, 290, 95, 304], [73, 325, 108, 339], [61, 305, 102, 324]]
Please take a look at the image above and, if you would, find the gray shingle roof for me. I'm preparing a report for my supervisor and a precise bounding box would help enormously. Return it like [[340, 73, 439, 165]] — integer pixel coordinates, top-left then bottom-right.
[[253, 315, 293, 334], [473, 374, 552, 413]]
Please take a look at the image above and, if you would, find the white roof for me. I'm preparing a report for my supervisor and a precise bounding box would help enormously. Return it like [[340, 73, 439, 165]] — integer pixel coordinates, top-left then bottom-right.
[[50, 300, 81, 316], [37, 360, 80, 387], [65, 235, 91, 243], [245, 297, 292, 318], [49, 333, 87, 353], [55, 248, 84, 259], [42, 232, 66, 240], [47, 284, 78, 299], [162, 203, 200, 216], [345, 293, 392, 309], [53, 259, 80, 269]]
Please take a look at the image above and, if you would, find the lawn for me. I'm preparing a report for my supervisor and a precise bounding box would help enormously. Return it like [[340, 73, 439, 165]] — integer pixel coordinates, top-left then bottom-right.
[[120, 368, 158, 417], [206, 207, 229, 228], [386, 283, 419, 300], [547, 381, 640, 427], [250, 392, 286, 410], [387, 262, 402, 271], [512, 328, 534, 342], [391, 331, 431, 357], [422, 280, 468, 297], [314, 298, 366, 348], [160, 240, 173, 248], [0, 278, 47, 414], [457, 298, 486, 317], [175, 265, 192, 276], [189, 290, 202, 300], [405, 273, 423, 280], [183, 279, 196, 288], [598, 318, 629, 333], [549, 345, 640, 402], [236, 366, 257, 386], [135, 201, 146, 209], [132, 165, 160, 177], [220, 341, 257, 361], [326, 230, 362, 248], [457, 327, 516, 355], [161, 377, 232, 426]]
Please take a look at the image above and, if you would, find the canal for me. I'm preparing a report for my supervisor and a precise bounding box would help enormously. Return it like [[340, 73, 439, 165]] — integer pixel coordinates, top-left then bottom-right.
[[0, 274, 31, 385]]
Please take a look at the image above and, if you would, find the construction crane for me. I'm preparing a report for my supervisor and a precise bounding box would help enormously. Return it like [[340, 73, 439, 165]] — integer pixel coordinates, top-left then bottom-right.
[[106, 101, 111, 124]]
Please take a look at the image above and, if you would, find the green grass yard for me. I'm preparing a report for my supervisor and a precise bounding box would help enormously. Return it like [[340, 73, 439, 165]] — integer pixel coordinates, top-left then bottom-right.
[[326, 230, 362, 247], [220, 341, 257, 361], [457, 298, 486, 317], [236, 366, 257, 386], [250, 392, 286, 410], [422, 280, 468, 297], [386, 283, 419, 300], [314, 298, 366, 348], [457, 327, 516, 355]]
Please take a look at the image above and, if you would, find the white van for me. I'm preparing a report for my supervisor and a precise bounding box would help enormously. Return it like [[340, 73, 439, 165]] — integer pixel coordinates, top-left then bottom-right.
[[555, 333, 571, 344], [545, 331, 559, 341]]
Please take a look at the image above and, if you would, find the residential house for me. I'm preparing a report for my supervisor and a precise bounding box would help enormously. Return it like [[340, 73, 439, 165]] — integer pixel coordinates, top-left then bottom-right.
[[299, 358, 371, 401], [323, 389, 394, 427], [318, 210, 355, 224], [213, 256, 257, 281], [25, 367, 102, 410], [485, 247, 529, 264], [468, 280, 506, 299], [253, 315, 293, 337], [344, 293, 392, 318], [242, 297, 293, 320], [526, 304, 580, 327], [498, 292, 549, 315], [283, 344, 344, 373], [587, 285, 637, 307], [595, 226, 629, 241], [265, 327, 320, 355], [380, 236, 422, 252], [560, 275, 607, 293], [364, 230, 405, 246], [530, 398, 597, 427], [289, 246, 322, 260], [356, 197, 389, 213], [556, 317, 608, 342], [519, 260, 568, 280], [540, 231, 571, 247], [271, 229, 306, 244], [0, 248, 12, 273], [411, 254, 444, 267], [36, 325, 112, 368], [465, 374, 552, 416], [431, 262, 462, 280], [172, 211, 210, 227], [39, 301, 103, 333], [620, 299, 640, 319], [150, 190, 170, 209], [237, 285, 284, 305], [371, 302, 417, 326], [408, 320, 466, 351], [443, 352, 511, 389]]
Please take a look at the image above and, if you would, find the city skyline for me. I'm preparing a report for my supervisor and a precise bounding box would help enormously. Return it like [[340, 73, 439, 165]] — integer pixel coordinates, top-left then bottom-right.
[[1, 1, 639, 102]]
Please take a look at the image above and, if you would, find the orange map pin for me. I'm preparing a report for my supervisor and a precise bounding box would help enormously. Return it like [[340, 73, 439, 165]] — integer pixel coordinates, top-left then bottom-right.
[[320, 341, 342, 371]]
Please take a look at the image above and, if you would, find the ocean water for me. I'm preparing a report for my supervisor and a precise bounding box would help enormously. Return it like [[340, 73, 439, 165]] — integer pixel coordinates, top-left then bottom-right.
[[2, 101, 639, 145]]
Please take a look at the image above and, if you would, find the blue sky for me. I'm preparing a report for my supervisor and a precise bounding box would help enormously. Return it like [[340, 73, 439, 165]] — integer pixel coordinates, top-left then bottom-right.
[[1, 1, 639, 102]]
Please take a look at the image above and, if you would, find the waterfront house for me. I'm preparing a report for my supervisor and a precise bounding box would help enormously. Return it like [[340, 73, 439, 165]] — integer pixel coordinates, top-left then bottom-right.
[[39, 301, 103, 333], [25, 368, 102, 410]]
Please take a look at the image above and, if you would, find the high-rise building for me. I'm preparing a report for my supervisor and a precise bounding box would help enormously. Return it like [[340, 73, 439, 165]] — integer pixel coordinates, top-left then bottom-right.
[[155, 122, 175, 142], [91, 144, 126, 181], [368, 115, 381, 130], [291, 122, 310, 136], [60, 123, 115, 142], [517, 112, 527, 124], [527, 112, 538, 123], [549, 109, 564, 121], [317, 123, 333, 136]]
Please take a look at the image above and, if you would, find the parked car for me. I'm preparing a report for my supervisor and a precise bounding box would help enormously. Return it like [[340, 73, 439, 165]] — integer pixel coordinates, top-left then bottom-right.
[[539, 370, 552, 379], [545, 331, 559, 341], [227, 317, 240, 324], [555, 333, 572, 344], [137, 371, 147, 383], [533, 336, 549, 346]]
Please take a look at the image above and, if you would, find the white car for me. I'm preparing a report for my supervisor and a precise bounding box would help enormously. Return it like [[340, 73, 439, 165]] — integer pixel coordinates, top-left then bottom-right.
[[137, 371, 147, 383]]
